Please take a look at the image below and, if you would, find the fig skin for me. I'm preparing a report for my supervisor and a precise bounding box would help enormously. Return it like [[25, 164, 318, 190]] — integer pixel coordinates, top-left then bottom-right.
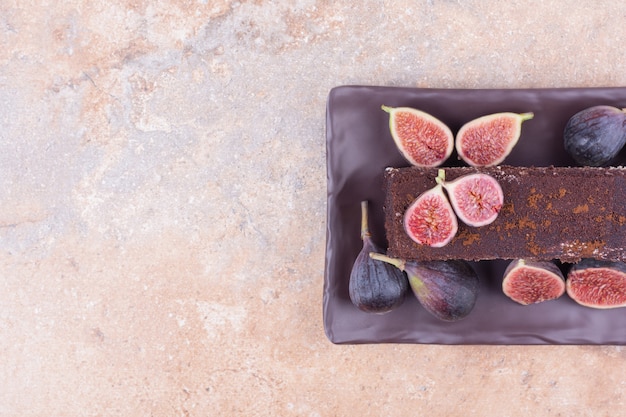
[[381, 105, 454, 168], [456, 112, 534, 167], [563, 105, 626, 167], [502, 259, 565, 305], [403, 181, 458, 247], [370, 253, 479, 322], [349, 201, 409, 314], [436, 170, 503, 227], [566, 259, 626, 309]]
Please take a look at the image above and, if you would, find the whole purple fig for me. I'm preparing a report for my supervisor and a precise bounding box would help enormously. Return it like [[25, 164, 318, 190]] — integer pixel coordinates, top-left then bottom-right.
[[349, 201, 409, 314], [370, 253, 479, 321], [564, 105, 626, 166]]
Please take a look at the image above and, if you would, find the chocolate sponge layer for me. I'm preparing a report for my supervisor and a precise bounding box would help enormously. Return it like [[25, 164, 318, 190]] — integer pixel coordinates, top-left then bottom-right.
[[385, 166, 626, 262]]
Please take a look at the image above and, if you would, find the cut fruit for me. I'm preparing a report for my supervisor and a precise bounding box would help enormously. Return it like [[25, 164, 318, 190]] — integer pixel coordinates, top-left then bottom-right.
[[456, 112, 534, 167], [382, 105, 454, 167], [437, 170, 503, 227], [502, 259, 565, 305], [403, 180, 458, 247], [566, 259, 626, 309]]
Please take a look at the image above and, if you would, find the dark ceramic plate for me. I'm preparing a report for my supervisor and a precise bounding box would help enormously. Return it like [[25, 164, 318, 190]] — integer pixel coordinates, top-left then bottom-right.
[[324, 85, 626, 345]]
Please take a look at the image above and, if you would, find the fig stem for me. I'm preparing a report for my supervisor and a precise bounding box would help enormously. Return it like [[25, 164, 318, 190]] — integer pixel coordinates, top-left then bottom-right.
[[369, 252, 406, 271], [519, 112, 534, 122], [435, 168, 446, 186], [360, 200, 370, 240], [381, 105, 393, 114]]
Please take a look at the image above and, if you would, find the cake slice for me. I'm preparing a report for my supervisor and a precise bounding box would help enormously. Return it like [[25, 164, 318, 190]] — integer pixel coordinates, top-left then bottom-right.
[[384, 166, 626, 263]]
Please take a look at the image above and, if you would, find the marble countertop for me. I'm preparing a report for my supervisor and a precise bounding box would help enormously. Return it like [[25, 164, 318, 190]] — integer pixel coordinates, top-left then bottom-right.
[[3, 1, 626, 415]]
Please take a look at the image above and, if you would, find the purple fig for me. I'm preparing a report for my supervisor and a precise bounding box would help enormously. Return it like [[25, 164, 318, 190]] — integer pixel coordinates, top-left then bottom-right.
[[349, 201, 409, 313], [563, 105, 626, 166], [370, 253, 479, 321]]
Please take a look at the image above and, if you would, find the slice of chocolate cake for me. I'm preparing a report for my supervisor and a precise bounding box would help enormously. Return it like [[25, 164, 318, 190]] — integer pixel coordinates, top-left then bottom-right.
[[384, 166, 626, 263]]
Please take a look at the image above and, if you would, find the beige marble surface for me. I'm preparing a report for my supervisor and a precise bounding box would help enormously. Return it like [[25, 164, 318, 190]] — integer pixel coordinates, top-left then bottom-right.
[[3, 1, 626, 415]]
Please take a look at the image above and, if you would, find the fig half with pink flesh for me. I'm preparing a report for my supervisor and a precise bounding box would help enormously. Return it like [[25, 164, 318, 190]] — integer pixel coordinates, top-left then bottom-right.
[[403, 180, 458, 247], [566, 259, 626, 309], [502, 259, 565, 305], [437, 170, 503, 227], [456, 112, 534, 167], [382, 105, 454, 167]]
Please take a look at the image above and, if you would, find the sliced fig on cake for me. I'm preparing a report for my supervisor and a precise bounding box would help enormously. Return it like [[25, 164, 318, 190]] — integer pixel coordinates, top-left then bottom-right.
[[566, 259, 626, 309], [370, 254, 479, 322], [381, 105, 454, 167], [456, 112, 533, 167], [502, 259, 565, 305], [437, 170, 503, 227], [403, 178, 458, 247]]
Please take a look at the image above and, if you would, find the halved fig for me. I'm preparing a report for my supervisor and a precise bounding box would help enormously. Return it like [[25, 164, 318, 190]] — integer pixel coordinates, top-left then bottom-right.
[[403, 180, 457, 247], [502, 259, 565, 305], [437, 169, 503, 227], [566, 259, 626, 309], [382, 105, 454, 167], [456, 112, 534, 167]]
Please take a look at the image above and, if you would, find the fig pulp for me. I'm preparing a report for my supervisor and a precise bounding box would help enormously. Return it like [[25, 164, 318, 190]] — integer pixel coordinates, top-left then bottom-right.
[[566, 259, 626, 309], [436, 169, 503, 227], [563, 105, 626, 166], [349, 201, 409, 313], [456, 112, 534, 167], [502, 259, 565, 305], [370, 254, 479, 321], [403, 179, 458, 247], [381, 105, 454, 167]]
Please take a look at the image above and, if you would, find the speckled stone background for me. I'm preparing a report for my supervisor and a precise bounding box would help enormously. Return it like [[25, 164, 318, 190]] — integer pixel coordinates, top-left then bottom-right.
[[2, 1, 626, 416]]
